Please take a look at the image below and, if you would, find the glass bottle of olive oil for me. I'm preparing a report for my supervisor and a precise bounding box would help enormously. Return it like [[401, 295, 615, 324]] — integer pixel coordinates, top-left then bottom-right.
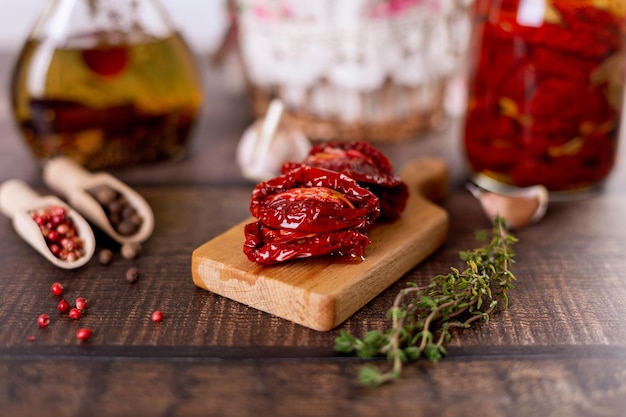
[[11, 0, 204, 169]]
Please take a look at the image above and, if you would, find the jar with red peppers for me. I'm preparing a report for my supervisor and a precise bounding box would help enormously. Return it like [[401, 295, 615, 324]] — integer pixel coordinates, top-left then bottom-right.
[[463, 0, 626, 199]]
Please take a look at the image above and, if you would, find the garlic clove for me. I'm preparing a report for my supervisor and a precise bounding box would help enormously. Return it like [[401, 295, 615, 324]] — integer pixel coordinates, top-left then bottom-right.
[[236, 99, 311, 182], [467, 183, 548, 229]]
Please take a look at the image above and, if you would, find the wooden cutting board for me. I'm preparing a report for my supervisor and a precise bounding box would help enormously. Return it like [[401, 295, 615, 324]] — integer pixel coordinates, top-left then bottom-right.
[[191, 158, 449, 331]]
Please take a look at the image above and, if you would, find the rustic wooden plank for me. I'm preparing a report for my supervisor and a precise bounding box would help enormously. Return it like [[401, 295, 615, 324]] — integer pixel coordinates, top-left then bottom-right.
[[2, 48, 626, 417], [2, 354, 625, 417], [1, 187, 626, 350], [191, 158, 449, 330]]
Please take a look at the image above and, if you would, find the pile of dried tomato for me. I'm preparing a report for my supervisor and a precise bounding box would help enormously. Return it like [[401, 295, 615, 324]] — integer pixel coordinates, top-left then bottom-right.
[[244, 142, 408, 264], [282, 142, 409, 221], [464, 2, 624, 192]]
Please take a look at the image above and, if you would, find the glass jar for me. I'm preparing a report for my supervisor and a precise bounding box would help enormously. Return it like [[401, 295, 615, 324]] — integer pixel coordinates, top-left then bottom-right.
[[463, 0, 626, 199], [236, 0, 473, 142], [10, 0, 204, 170]]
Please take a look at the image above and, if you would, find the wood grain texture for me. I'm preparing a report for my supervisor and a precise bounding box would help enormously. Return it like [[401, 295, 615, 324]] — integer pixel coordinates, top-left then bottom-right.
[[2, 188, 625, 350], [1, 51, 626, 417], [191, 158, 449, 330], [2, 353, 626, 417]]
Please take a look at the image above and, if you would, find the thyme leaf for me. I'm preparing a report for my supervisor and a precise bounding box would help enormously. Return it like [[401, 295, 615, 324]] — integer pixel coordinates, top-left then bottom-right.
[[334, 216, 518, 387]]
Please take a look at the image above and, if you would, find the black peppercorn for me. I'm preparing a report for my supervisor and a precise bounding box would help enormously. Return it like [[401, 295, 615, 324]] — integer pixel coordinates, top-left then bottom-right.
[[121, 242, 141, 260], [125, 267, 139, 283], [98, 248, 113, 265], [87, 184, 143, 236]]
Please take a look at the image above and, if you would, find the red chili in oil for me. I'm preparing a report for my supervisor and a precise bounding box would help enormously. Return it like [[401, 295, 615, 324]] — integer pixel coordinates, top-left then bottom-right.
[[463, 1, 625, 194]]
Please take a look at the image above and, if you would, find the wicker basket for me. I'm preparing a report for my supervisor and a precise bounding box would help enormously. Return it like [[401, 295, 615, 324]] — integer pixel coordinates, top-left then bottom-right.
[[237, 0, 472, 142]]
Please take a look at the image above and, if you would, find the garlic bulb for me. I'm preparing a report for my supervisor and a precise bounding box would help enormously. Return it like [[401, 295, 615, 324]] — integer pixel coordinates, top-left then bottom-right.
[[467, 183, 548, 229], [236, 99, 311, 182]]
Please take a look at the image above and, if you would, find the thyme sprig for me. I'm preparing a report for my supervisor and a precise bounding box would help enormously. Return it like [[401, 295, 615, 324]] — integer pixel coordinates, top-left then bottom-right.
[[334, 217, 517, 387]]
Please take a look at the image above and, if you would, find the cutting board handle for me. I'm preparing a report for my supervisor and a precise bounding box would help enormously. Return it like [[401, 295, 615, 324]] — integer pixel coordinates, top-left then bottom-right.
[[399, 157, 449, 204]]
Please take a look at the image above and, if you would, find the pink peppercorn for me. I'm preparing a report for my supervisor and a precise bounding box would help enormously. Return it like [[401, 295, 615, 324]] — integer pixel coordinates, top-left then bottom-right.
[[57, 299, 70, 313], [68, 308, 82, 320], [50, 282, 64, 296], [76, 328, 93, 342], [30, 205, 85, 261], [75, 297, 88, 311], [151, 311, 164, 323], [37, 314, 50, 328]]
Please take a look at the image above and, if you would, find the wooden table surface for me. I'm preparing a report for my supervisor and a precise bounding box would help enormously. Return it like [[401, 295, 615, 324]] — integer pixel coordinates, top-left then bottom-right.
[[1, 51, 626, 417]]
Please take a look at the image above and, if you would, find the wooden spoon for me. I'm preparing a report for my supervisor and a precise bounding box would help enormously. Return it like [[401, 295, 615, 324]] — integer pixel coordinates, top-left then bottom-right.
[[43, 158, 154, 244]]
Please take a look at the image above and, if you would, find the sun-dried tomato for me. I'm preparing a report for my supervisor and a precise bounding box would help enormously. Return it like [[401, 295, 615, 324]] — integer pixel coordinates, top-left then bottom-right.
[[250, 165, 380, 233], [464, 1, 623, 192], [245, 165, 380, 264], [243, 222, 370, 265], [282, 142, 408, 221]]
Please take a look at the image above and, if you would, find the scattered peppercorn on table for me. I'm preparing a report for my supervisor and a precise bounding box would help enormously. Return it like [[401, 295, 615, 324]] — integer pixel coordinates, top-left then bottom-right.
[[1, 53, 626, 417]]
